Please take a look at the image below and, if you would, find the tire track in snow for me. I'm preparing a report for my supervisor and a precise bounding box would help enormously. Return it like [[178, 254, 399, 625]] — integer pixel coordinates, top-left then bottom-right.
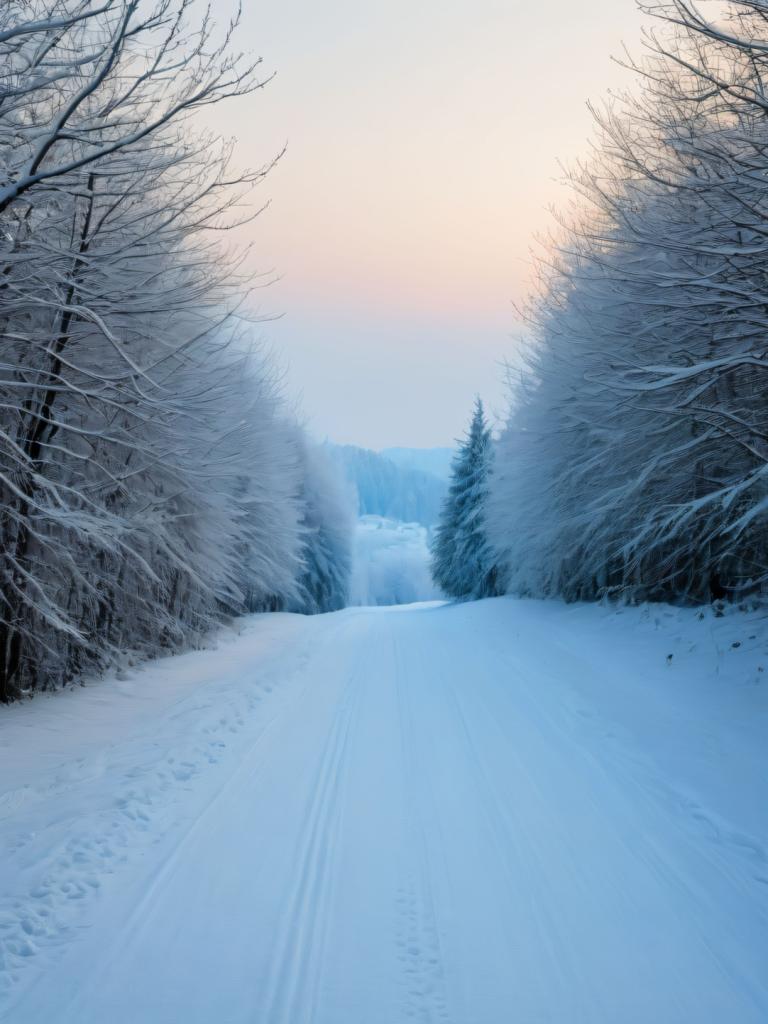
[[0, 637, 320, 1013], [259, 631, 368, 1024]]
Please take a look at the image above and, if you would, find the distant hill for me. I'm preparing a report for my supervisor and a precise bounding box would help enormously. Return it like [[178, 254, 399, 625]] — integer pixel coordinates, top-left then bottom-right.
[[326, 444, 447, 526], [381, 447, 453, 481]]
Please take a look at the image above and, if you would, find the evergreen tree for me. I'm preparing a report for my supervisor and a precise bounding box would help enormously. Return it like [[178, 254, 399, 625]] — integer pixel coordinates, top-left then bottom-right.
[[431, 399, 499, 599]]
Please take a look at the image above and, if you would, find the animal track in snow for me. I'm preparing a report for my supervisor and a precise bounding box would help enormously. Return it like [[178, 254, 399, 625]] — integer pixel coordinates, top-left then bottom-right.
[[396, 879, 450, 1023]]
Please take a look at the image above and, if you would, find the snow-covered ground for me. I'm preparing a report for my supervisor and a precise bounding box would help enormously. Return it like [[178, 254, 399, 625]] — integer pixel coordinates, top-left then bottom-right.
[[349, 515, 441, 606], [2, 597, 768, 1022]]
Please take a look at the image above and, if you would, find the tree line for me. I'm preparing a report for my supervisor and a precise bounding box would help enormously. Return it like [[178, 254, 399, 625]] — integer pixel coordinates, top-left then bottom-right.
[[434, 2, 768, 607], [0, 1, 353, 701], [327, 443, 446, 527]]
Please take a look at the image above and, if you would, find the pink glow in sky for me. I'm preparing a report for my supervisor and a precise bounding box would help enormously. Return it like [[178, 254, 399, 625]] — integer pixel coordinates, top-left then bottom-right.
[[205, 0, 647, 449]]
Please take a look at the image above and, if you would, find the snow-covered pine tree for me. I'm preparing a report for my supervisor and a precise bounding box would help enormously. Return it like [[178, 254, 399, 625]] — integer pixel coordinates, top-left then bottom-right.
[[431, 399, 499, 600]]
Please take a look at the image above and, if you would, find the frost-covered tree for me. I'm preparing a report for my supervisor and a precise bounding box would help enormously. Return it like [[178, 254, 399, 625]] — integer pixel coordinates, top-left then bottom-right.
[[290, 439, 355, 615], [490, 1, 768, 605], [0, 0, 267, 216], [431, 399, 499, 600], [0, 1, 319, 701]]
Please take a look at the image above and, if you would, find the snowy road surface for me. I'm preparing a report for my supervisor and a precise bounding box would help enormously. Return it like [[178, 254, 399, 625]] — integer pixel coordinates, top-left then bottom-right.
[[2, 598, 768, 1022]]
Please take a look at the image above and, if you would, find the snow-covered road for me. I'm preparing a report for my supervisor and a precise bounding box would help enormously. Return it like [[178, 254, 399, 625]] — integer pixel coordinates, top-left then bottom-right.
[[2, 599, 768, 1022]]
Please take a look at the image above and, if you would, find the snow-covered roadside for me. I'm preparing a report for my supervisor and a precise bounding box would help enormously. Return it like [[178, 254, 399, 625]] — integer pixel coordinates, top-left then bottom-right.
[[0, 611, 351, 1006], [1, 615, 304, 794], [490, 598, 768, 841]]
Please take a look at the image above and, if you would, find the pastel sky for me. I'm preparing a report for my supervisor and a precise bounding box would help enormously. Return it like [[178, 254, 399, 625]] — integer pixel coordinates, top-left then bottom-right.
[[206, 0, 645, 449]]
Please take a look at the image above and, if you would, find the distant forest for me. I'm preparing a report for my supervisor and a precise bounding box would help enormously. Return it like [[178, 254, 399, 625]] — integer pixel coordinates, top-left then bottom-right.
[[327, 446, 447, 527]]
